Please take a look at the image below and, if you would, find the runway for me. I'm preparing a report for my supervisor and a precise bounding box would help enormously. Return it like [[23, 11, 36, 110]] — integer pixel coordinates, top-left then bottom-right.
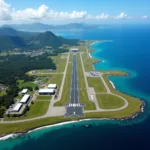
[[65, 53, 84, 117]]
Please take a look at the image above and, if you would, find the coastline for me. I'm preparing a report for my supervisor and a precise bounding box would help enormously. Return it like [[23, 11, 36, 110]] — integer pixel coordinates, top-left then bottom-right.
[[0, 40, 144, 140], [0, 109, 145, 141], [109, 81, 116, 89]]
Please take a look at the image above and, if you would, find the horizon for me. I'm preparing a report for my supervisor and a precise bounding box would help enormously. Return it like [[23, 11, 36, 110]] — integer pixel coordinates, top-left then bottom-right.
[[0, 0, 150, 25]]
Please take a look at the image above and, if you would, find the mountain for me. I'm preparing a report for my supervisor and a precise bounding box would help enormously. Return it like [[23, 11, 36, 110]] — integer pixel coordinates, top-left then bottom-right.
[[1, 23, 99, 32], [0, 27, 79, 51], [0, 26, 37, 38], [31, 31, 79, 48], [0, 35, 26, 50]]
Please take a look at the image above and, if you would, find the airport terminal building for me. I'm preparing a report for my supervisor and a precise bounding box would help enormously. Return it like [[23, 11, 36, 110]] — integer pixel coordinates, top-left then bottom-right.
[[70, 48, 79, 52]]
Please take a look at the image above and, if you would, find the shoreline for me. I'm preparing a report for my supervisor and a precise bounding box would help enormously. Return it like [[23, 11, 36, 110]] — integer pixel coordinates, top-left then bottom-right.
[[0, 40, 144, 141], [109, 81, 116, 89], [0, 109, 145, 141]]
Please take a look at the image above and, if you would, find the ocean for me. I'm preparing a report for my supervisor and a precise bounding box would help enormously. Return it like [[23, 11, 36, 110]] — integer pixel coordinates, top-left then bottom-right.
[[1, 24, 150, 150]]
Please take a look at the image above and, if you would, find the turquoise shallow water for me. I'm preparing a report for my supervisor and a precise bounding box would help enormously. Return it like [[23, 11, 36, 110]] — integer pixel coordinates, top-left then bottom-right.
[[1, 25, 150, 150]]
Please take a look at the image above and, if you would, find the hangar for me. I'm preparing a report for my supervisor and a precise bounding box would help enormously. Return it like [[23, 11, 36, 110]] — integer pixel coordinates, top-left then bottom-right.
[[12, 103, 23, 112], [39, 89, 55, 95], [48, 84, 57, 89], [21, 89, 28, 94], [20, 94, 30, 104]]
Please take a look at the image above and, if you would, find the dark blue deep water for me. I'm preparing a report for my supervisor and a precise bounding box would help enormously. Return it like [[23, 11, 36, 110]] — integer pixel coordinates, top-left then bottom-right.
[[1, 24, 150, 150]]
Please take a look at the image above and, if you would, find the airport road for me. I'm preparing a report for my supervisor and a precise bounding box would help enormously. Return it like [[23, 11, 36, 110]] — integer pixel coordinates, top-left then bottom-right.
[[65, 53, 84, 117]]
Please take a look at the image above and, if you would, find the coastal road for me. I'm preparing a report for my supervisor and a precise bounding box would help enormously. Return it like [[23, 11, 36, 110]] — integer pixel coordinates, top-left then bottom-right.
[[65, 53, 84, 117]]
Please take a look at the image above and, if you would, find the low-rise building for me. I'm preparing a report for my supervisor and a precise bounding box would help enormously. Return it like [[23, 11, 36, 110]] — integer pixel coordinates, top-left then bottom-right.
[[20, 94, 30, 104], [70, 48, 79, 52], [48, 84, 57, 89], [39, 89, 55, 95], [12, 103, 23, 112], [21, 89, 28, 94]]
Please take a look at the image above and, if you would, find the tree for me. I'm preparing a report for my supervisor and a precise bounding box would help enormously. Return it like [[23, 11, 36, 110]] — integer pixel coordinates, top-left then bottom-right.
[[35, 86, 39, 91], [0, 106, 6, 118]]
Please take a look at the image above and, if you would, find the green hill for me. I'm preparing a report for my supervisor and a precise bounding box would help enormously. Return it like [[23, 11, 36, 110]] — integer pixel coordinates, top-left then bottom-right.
[[0, 35, 26, 50], [0, 27, 79, 51]]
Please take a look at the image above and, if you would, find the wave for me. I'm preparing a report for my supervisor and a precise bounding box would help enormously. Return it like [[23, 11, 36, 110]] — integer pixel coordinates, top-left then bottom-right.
[[89, 53, 93, 58], [0, 134, 17, 141], [90, 41, 98, 46], [109, 81, 116, 89]]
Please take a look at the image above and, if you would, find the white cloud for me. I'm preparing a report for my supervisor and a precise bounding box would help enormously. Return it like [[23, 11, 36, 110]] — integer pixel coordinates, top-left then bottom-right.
[[0, 0, 147, 23], [86, 13, 109, 20], [0, 0, 12, 20], [12, 5, 87, 21], [115, 12, 128, 19], [142, 15, 148, 19], [95, 13, 109, 19], [12, 5, 49, 20]]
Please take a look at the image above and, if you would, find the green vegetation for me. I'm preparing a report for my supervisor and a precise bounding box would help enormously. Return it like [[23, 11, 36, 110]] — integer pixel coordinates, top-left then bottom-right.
[[0, 27, 79, 51], [0, 86, 19, 117], [82, 52, 97, 72], [4, 101, 50, 121], [87, 77, 106, 93], [77, 54, 96, 110], [0, 117, 71, 136], [19, 82, 38, 90], [69, 53, 73, 62], [0, 53, 55, 117], [50, 53, 68, 72], [36, 96, 51, 101], [0, 90, 6, 96], [54, 63, 72, 106], [85, 96, 142, 119], [47, 74, 63, 93], [0, 54, 55, 85], [96, 94, 125, 109]]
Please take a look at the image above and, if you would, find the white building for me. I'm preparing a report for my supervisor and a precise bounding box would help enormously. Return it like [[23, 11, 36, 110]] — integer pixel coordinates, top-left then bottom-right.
[[39, 89, 55, 95], [48, 84, 57, 89], [21, 89, 28, 94], [12, 103, 23, 112], [20, 94, 30, 104], [70, 48, 79, 52]]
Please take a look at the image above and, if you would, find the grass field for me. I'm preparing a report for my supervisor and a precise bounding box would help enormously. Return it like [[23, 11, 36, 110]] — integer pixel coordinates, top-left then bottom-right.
[[36, 95, 51, 101], [19, 82, 38, 89], [96, 94, 125, 109], [0, 117, 71, 136], [87, 77, 107, 93], [54, 54, 72, 106], [0, 90, 6, 96], [4, 101, 50, 121], [54, 63, 72, 106], [50, 53, 68, 72], [77, 54, 96, 110], [47, 74, 63, 92], [82, 53, 97, 72]]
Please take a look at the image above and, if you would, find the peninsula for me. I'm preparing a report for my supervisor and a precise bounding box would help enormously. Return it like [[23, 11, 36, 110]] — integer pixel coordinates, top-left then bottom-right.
[[0, 29, 143, 137]]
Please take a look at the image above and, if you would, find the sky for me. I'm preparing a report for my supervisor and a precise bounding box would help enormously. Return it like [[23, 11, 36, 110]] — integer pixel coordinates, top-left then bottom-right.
[[0, 0, 150, 24]]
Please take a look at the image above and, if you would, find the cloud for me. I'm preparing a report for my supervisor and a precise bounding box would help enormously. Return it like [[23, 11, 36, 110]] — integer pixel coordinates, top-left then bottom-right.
[[142, 15, 148, 19], [115, 12, 128, 19], [12, 5, 87, 21], [53, 11, 88, 20], [12, 5, 49, 20], [86, 13, 109, 20], [0, 0, 12, 20], [0, 0, 146, 23], [95, 13, 109, 19]]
